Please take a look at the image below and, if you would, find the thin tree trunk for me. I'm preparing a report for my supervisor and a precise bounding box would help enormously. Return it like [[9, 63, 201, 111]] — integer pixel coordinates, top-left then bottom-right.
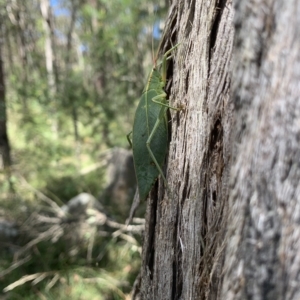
[[40, 0, 57, 135], [65, 2, 82, 167], [135, 0, 300, 299], [0, 24, 12, 169], [40, 0, 56, 94], [14, 2, 29, 112]]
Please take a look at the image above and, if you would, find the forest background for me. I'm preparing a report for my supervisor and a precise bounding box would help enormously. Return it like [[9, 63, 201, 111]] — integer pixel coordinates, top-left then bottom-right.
[[0, 0, 162, 298]]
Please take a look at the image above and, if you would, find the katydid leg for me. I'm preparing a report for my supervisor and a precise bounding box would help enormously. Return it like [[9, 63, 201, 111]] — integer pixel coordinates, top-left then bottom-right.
[[152, 93, 180, 111], [161, 43, 180, 83], [146, 106, 169, 187], [127, 131, 133, 147]]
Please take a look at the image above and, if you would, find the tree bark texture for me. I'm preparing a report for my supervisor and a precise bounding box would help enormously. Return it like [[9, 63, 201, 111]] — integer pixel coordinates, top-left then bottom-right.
[[138, 0, 234, 299], [222, 1, 300, 299], [136, 0, 300, 299]]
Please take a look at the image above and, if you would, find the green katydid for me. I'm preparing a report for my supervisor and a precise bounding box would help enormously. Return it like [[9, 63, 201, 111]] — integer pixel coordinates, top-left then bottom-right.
[[128, 44, 180, 201]]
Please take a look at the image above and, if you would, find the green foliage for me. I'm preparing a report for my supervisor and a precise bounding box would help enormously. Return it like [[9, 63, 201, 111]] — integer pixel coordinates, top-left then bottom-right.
[[0, 0, 168, 298], [0, 237, 141, 299]]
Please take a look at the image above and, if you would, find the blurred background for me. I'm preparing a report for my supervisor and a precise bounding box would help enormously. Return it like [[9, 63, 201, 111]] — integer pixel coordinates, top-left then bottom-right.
[[0, 0, 168, 298]]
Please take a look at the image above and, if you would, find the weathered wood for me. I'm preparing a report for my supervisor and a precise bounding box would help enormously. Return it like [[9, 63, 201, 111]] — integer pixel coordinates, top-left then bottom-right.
[[138, 1, 234, 299], [137, 0, 300, 299], [222, 1, 300, 299]]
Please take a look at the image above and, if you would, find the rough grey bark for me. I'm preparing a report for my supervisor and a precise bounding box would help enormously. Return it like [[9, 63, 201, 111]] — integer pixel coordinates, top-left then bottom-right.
[[137, 0, 234, 299], [135, 0, 300, 299], [222, 1, 300, 299]]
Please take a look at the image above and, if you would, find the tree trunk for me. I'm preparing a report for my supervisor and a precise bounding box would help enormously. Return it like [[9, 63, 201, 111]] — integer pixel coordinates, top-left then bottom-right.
[[40, 0, 56, 95], [221, 1, 300, 299], [15, 2, 29, 112], [65, 2, 82, 166], [40, 0, 58, 136], [135, 0, 300, 299], [0, 23, 12, 170], [136, 0, 234, 298]]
